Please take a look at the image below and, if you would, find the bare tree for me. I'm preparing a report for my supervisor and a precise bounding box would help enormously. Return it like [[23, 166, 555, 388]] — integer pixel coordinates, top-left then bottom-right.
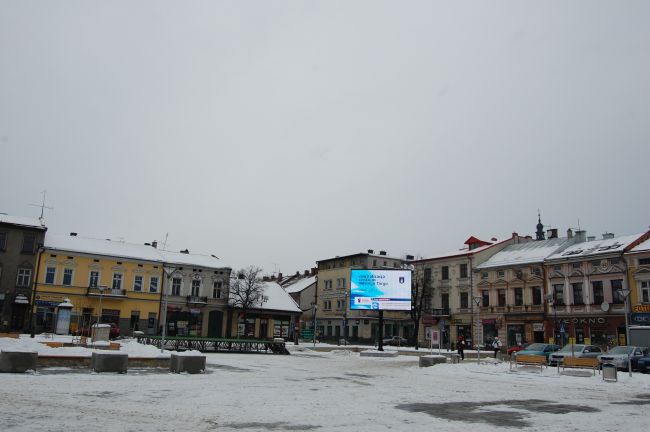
[[229, 266, 266, 337], [409, 267, 428, 350]]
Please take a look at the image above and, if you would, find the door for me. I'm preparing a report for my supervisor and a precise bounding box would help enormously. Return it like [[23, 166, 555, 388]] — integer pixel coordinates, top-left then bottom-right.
[[207, 310, 223, 338]]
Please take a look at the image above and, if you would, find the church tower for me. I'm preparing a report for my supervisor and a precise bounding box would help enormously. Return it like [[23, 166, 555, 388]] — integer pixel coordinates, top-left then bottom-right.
[[536, 211, 545, 241]]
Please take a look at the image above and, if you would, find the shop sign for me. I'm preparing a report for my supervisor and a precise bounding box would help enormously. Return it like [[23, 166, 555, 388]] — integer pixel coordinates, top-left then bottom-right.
[[422, 317, 437, 325], [558, 317, 607, 326], [481, 319, 495, 325], [631, 313, 650, 325], [532, 323, 544, 332], [633, 304, 650, 313], [35, 300, 61, 307], [452, 319, 464, 325]]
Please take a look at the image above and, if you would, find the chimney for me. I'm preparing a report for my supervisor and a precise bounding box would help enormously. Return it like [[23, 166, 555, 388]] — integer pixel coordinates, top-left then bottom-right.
[[180, 249, 189, 254], [144, 242, 151, 246], [567, 228, 573, 239], [602, 232, 615, 240], [278, 272, 282, 281], [263, 276, 269, 281], [379, 251, 387, 256], [491, 237, 498, 242], [304, 270, 309, 276], [311, 267, 317, 275], [70, 232, 77, 237], [151, 241, 158, 248], [367, 249, 374, 254], [546, 229, 558, 239], [575, 230, 587, 243], [405, 254, 414, 261]]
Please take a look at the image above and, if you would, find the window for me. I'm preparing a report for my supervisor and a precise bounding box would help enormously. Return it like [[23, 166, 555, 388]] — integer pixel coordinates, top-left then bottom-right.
[[337, 278, 346, 289], [324, 300, 332, 310], [498, 289, 506, 306], [89, 271, 99, 287], [424, 268, 432, 282], [324, 280, 332, 290], [16, 268, 31, 287], [482, 290, 490, 307], [134, 275, 143, 292], [62, 268, 73, 286], [591, 260, 601, 268], [572, 283, 583, 305], [482, 272, 488, 280], [611, 279, 624, 304], [592, 281, 604, 305], [149, 276, 159, 293], [514, 288, 523, 306], [532, 287, 542, 305], [21, 233, 35, 253], [553, 284, 564, 306], [460, 292, 468, 309], [441, 266, 449, 280], [0, 232, 6, 250], [441, 293, 449, 310], [497, 270, 505, 278], [45, 267, 56, 284], [191, 279, 200, 296], [172, 278, 182, 296], [641, 281, 650, 303], [336, 299, 344, 309], [112, 273, 123, 290], [372, 259, 377, 267], [640, 258, 650, 266], [213, 281, 222, 299], [460, 264, 468, 279], [533, 267, 541, 276], [572, 262, 581, 269]]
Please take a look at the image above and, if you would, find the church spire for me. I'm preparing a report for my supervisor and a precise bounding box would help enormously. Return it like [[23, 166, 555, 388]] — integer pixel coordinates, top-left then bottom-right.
[[536, 210, 545, 241]]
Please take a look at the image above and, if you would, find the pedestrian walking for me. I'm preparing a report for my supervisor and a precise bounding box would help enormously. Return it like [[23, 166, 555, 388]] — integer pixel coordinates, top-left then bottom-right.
[[492, 336, 502, 358], [457, 336, 465, 361]]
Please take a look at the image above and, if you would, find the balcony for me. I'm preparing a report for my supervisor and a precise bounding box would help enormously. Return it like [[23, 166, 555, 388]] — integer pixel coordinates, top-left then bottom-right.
[[187, 295, 208, 305], [427, 308, 451, 317], [87, 287, 127, 298]]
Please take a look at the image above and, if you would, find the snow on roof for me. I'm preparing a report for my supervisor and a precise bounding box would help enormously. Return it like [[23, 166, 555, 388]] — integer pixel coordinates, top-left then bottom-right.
[[631, 238, 650, 253], [259, 282, 301, 313], [476, 238, 571, 269], [546, 233, 643, 261], [0, 214, 45, 229], [44, 234, 229, 269], [284, 276, 316, 294]]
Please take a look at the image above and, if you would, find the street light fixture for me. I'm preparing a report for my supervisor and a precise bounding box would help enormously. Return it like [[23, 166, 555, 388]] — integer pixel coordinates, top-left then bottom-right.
[[617, 287, 632, 377], [473, 296, 482, 363]]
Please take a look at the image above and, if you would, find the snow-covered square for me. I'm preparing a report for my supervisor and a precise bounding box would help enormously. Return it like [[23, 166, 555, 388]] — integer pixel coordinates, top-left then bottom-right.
[[1, 342, 648, 431]]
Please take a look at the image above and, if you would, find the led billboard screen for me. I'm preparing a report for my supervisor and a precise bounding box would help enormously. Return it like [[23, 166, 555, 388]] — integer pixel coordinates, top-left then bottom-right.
[[350, 269, 412, 311]]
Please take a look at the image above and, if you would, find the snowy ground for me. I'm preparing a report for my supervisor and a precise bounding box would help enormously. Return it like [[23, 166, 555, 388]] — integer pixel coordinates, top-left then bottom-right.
[[1, 343, 649, 432]]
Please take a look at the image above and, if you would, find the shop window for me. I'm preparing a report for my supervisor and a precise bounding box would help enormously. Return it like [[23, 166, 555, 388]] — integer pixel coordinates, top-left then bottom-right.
[[130, 311, 140, 330]]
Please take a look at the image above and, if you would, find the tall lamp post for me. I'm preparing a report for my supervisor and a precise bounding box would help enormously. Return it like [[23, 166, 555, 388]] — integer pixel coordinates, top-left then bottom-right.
[[312, 303, 318, 348], [546, 294, 557, 344], [473, 296, 482, 363], [617, 287, 632, 377], [161, 265, 176, 354]]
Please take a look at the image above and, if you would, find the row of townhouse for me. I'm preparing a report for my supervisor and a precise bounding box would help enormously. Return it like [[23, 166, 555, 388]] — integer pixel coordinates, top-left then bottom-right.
[[283, 216, 650, 349], [1, 214, 301, 339]]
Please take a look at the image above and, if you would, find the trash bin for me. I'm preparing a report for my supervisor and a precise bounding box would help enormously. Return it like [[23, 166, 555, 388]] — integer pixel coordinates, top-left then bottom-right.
[[602, 363, 617, 382]]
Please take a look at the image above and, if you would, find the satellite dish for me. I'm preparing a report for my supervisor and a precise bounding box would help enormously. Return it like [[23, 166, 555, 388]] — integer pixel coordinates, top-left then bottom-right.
[[601, 302, 610, 312]]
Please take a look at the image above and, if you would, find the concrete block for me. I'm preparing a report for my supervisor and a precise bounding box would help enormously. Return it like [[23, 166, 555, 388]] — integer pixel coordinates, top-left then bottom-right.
[[0, 350, 38, 373], [91, 352, 128, 373], [360, 350, 399, 358], [170, 353, 206, 374], [450, 353, 461, 364], [419, 355, 447, 367]]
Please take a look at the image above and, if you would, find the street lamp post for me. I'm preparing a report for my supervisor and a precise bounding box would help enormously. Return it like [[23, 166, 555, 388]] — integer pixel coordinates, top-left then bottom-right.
[[473, 296, 482, 364], [312, 303, 318, 348], [617, 288, 632, 377], [546, 294, 557, 344]]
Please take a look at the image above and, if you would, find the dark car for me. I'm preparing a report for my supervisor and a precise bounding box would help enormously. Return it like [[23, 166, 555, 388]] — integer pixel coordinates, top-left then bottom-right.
[[78, 323, 120, 339], [383, 336, 408, 346], [507, 343, 529, 355]]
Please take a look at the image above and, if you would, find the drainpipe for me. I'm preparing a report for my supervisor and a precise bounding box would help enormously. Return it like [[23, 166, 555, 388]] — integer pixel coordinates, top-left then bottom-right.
[[28, 243, 45, 338]]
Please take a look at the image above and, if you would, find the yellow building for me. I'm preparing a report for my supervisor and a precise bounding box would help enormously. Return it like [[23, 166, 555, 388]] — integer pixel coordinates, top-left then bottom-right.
[[32, 234, 165, 335], [624, 235, 650, 326]]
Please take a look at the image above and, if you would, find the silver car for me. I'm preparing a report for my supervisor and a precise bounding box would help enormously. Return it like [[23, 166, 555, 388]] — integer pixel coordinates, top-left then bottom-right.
[[548, 344, 602, 366], [598, 346, 650, 371]]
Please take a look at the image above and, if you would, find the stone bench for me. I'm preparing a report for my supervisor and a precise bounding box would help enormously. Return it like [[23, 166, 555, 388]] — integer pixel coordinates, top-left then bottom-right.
[[419, 355, 447, 367], [359, 350, 399, 358], [170, 352, 206, 374], [0, 350, 38, 373], [91, 352, 128, 373]]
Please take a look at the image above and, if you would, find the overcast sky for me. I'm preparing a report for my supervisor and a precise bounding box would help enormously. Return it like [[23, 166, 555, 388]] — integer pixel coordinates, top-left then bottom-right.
[[1, 1, 648, 275]]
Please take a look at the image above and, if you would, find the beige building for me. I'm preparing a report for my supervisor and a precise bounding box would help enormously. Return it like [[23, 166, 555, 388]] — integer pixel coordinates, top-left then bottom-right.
[[315, 250, 408, 343], [413, 234, 525, 348], [625, 237, 650, 326]]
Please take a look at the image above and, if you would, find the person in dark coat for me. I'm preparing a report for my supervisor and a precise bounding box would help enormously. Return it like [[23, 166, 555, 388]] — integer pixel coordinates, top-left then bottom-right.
[[457, 336, 465, 360], [492, 336, 502, 358]]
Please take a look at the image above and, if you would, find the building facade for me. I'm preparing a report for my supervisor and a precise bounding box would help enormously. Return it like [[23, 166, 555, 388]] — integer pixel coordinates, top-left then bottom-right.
[[0, 215, 47, 332], [625, 238, 650, 326], [315, 250, 409, 343]]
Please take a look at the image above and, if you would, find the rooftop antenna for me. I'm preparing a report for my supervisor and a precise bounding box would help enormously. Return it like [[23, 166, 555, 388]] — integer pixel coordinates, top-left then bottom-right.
[[29, 190, 53, 224], [162, 232, 169, 250], [577, 218, 581, 231], [272, 263, 280, 277]]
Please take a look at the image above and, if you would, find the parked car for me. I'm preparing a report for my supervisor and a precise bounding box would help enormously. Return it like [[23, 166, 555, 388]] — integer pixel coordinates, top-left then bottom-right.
[[78, 323, 120, 339], [598, 346, 650, 371], [383, 336, 408, 346], [637, 356, 650, 374], [513, 343, 560, 360], [548, 344, 602, 366], [507, 343, 529, 355]]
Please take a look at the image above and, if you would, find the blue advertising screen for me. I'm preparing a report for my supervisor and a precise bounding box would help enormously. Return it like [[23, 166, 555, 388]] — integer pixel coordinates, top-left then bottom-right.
[[350, 269, 412, 311]]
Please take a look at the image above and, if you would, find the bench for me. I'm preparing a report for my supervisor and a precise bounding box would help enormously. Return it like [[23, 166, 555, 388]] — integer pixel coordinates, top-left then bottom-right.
[[561, 357, 600, 376], [510, 354, 547, 372]]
